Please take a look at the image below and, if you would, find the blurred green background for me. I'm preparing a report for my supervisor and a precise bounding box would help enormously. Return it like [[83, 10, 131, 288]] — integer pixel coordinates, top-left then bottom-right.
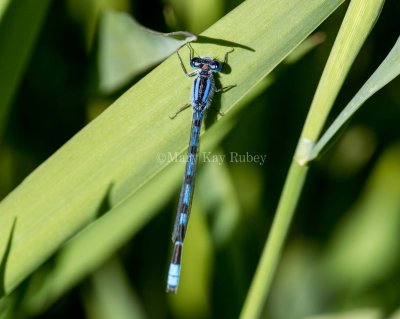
[[0, 0, 399, 318]]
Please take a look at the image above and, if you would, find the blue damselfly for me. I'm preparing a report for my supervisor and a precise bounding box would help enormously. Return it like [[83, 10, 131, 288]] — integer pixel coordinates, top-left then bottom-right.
[[167, 44, 234, 293]]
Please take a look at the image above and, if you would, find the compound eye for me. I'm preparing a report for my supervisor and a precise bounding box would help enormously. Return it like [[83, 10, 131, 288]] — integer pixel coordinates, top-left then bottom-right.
[[210, 61, 222, 72], [190, 57, 202, 68]]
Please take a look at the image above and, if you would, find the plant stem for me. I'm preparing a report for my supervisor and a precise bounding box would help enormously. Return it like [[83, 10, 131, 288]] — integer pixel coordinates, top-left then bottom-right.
[[240, 162, 308, 319], [240, 0, 385, 318]]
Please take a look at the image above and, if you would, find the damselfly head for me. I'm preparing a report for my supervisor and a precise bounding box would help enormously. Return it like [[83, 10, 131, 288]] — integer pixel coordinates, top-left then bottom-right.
[[190, 57, 222, 72]]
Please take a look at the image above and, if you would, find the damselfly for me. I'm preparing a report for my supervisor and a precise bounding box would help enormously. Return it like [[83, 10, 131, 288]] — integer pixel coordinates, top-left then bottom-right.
[[167, 44, 234, 293]]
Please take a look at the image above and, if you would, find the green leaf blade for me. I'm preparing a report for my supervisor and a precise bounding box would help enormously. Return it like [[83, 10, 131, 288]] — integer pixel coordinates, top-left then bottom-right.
[[311, 36, 400, 159]]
